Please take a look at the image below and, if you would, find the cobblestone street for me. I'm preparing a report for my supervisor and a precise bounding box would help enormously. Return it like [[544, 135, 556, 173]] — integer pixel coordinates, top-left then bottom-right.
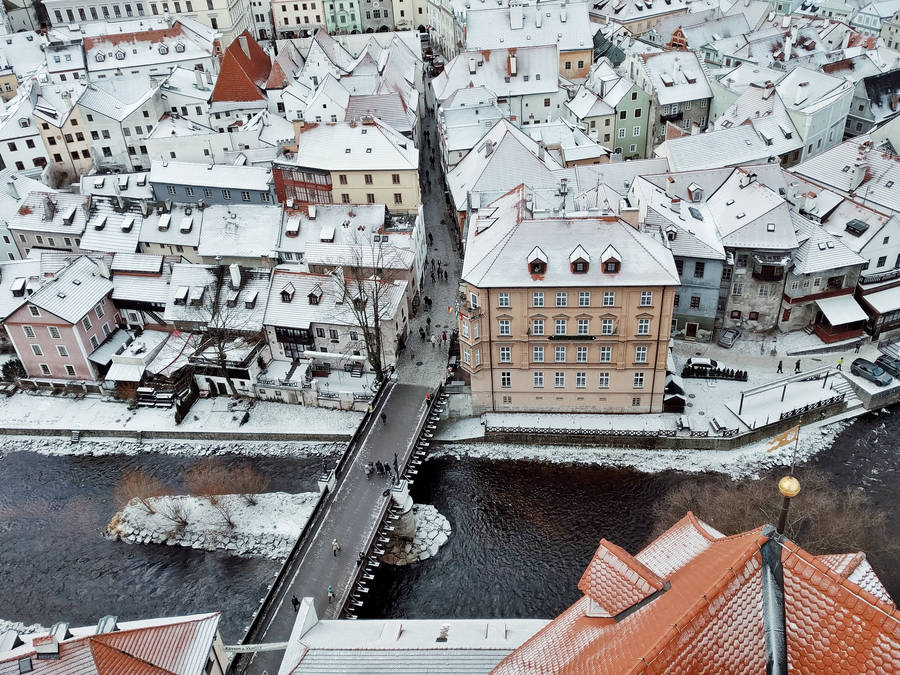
[[396, 71, 463, 388]]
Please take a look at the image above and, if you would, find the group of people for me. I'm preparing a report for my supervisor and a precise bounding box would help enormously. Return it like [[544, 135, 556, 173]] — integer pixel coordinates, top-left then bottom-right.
[[428, 257, 449, 284], [364, 459, 395, 480]]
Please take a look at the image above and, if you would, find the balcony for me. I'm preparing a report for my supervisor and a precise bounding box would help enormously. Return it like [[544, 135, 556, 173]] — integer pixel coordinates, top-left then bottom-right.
[[659, 111, 683, 124]]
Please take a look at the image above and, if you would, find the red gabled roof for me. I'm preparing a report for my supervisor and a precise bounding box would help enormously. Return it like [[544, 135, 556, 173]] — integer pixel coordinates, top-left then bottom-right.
[[211, 30, 270, 104], [492, 513, 900, 674], [577, 540, 664, 618]]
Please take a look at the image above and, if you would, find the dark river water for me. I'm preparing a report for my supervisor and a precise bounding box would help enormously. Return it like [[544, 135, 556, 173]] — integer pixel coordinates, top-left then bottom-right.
[[0, 410, 896, 642]]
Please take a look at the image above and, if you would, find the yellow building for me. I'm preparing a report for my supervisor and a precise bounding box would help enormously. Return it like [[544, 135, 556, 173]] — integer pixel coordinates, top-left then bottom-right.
[[459, 185, 679, 414], [33, 86, 92, 187], [275, 119, 420, 214], [0, 69, 18, 102]]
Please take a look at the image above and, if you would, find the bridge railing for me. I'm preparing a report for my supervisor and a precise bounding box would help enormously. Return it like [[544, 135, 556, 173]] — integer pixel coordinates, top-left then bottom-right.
[[338, 383, 445, 618], [228, 378, 393, 675]]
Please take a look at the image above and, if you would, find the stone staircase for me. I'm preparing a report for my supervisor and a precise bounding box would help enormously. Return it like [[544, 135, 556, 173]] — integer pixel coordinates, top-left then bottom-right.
[[829, 376, 863, 412]]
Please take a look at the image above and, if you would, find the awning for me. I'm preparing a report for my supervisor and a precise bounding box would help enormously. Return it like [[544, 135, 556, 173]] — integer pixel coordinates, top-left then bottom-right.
[[105, 362, 145, 382], [88, 330, 132, 365], [861, 285, 900, 314], [816, 295, 868, 325]]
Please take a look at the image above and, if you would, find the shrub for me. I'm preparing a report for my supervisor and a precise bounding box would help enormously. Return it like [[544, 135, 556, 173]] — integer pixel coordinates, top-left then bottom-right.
[[114, 469, 170, 514]]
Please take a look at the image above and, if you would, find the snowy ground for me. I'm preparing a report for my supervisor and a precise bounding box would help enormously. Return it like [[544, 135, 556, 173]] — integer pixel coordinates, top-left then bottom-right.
[[0, 619, 47, 636], [0, 393, 362, 436], [107, 492, 319, 559], [0, 436, 342, 459], [433, 417, 852, 480]]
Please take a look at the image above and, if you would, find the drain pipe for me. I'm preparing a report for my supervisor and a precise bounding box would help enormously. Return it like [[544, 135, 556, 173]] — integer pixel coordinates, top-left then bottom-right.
[[760, 525, 788, 675]]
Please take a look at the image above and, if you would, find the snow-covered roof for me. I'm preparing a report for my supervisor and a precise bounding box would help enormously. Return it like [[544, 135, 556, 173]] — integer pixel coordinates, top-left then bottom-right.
[[641, 51, 711, 105], [149, 161, 274, 192], [276, 204, 388, 255], [138, 205, 203, 248], [775, 66, 853, 113], [78, 75, 160, 122], [462, 185, 679, 288], [708, 170, 797, 250], [82, 20, 216, 74], [163, 263, 271, 331], [80, 172, 153, 201], [289, 119, 417, 171], [8, 192, 89, 236], [714, 84, 802, 158], [791, 212, 866, 274], [659, 125, 776, 172], [464, 1, 595, 53], [196, 204, 282, 260], [0, 258, 42, 320], [25, 256, 112, 323], [78, 203, 145, 255], [565, 86, 615, 120]]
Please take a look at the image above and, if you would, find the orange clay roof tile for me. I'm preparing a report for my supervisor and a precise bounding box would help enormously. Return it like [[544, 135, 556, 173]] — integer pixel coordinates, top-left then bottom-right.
[[492, 515, 900, 675], [211, 30, 270, 104], [577, 539, 664, 617]]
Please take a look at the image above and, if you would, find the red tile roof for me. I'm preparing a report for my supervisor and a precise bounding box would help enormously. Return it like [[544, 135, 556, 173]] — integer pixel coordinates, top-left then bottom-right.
[[211, 30, 270, 104], [577, 540, 664, 618], [492, 513, 900, 674], [82, 25, 185, 51]]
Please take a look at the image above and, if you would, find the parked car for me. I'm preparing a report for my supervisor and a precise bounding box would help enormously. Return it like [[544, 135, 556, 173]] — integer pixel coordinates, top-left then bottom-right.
[[717, 328, 742, 348], [685, 357, 719, 371], [850, 358, 893, 386], [874, 354, 900, 379]]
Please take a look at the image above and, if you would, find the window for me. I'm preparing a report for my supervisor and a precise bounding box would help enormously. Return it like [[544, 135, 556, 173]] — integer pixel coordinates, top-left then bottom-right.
[[532, 319, 544, 335], [577, 319, 589, 335], [316, 328, 325, 338], [620, 110, 627, 120], [350, 331, 359, 341], [473, 322, 479, 339], [633, 126, 640, 137], [463, 348, 471, 365], [601, 319, 614, 335], [599, 345, 611, 362], [736, 253, 748, 268], [576, 371, 586, 388], [222, 189, 232, 199], [499, 346, 511, 362], [533, 371, 544, 387], [499, 319, 510, 336], [394, 193, 403, 204], [598, 372, 610, 388], [367, 194, 375, 204], [635, 346, 647, 363], [618, 128, 626, 138], [694, 262, 705, 278], [40, 364, 51, 376], [475, 350, 481, 366], [758, 285, 770, 298], [556, 291, 567, 307], [878, 255, 887, 267], [637, 318, 650, 335], [731, 283, 743, 296], [461, 321, 469, 338], [48, 327, 60, 339], [603, 291, 615, 307], [579, 291, 590, 307], [469, 293, 478, 308], [392, 173, 400, 184], [749, 311, 759, 321], [23, 326, 36, 338], [576, 346, 587, 362], [364, 174, 373, 185], [533, 291, 544, 307], [241, 191, 251, 201], [338, 174, 347, 185], [633, 372, 645, 388], [731, 310, 742, 319], [31, 344, 42, 356], [57, 345, 69, 357], [640, 291, 652, 306], [544, 98, 551, 107], [82, 316, 92, 331], [690, 295, 700, 309], [501, 371, 511, 388], [533, 345, 544, 362], [29, 306, 40, 317], [632, 397, 641, 407], [555, 346, 566, 362], [342, 194, 351, 204], [95, 304, 105, 319], [498, 292, 510, 308], [329, 329, 339, 340], [555, 319, 566, 335], [675, 259, 684, 275], [167, 185, 177, 195]]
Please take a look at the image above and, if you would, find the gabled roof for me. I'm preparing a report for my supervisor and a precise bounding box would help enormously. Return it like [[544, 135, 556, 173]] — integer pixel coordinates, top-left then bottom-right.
[[493, 513, 900, 674], [211, 31, 271, 104], [20, 255, 112, 324]]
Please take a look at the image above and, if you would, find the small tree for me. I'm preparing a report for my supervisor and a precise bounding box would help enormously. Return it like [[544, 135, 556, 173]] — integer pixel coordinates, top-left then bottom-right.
[[159, 499, 192, 532], [212, 497, 237, 529], [114, 469, 170, 514], [232, 465, 270, 505], [1, 358, 25, 383], [183, 459, 232, 505]]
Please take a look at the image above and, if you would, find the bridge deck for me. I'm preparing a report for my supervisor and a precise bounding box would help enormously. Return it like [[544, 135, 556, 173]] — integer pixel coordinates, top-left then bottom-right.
[[240, 383, 430, 674]]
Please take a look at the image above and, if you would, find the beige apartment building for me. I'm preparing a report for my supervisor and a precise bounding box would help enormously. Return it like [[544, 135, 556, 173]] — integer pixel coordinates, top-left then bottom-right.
[[459, 185, 679, 414], [34, 88, 93, 187]]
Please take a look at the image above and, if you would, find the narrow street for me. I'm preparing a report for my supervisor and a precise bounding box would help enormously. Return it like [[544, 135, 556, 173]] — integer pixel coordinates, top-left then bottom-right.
[[396, 69, 463, 388], [240, 383, 429, 675]]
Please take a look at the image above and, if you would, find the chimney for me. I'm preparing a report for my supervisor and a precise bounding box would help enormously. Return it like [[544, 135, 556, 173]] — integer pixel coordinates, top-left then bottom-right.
[[559, 177, 568, 194], [468, 56, 477, 74], [538, 141, 545, 160], [509, 53, 517, 76], [851, 162, 867, 190], [536, 8, 542, 27], [229, 263, 241, 289], [194, 68, 205, 89], [42, 195, 56, 221], [665, 175, 676, 198], [784, 34, 792, 62], [560, 3, 567, 22], [803, 191, 817, 213], [238, 34, 250, 59], [6, 179, 18, 201], [510, 1, 524, 29], [671, 197, 681, 213], [485, 140, 494, 156], [96, 258, 110, 279]]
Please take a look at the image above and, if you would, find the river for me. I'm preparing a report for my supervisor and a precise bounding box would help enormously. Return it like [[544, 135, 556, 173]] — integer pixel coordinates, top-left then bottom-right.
[[0, 410, 896, 642]]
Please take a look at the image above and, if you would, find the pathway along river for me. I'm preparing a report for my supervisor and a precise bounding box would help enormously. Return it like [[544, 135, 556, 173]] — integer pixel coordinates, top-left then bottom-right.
[[0, 411, 896, 641]]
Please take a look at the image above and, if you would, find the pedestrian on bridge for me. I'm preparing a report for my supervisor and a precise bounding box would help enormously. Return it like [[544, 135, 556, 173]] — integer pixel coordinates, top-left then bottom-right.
[[430, 334, 437, 348], [837, 357, 843, 370], [332, 538, 341, 556], [291, 595, 300, 612], [327, 585, 335, 604], [364, 463, 373, 479], [381, 412, 388, 425]]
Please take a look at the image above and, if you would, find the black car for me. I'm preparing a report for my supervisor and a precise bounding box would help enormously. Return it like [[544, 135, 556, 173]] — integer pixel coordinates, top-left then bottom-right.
[[875, 354, 900, 379]]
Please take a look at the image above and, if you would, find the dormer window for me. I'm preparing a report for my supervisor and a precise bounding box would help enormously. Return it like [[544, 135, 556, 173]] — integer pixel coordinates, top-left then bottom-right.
[[569, 245, 590, 274], [281, 282, 296, 302], [601, 244, 621, 274], [666, 228, 677, 241], [159, 44, 169, 55], [528, 246, 548, 275], [308, 284, 323, 305]]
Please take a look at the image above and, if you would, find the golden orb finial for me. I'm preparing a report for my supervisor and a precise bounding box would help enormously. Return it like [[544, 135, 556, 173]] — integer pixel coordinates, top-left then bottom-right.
[[778, 475, 801, 498]]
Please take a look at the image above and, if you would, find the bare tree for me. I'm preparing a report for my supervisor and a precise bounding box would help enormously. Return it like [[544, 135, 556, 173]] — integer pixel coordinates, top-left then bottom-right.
[[212, 497, 237, 529], [652, 470, 892, 557], [114, 469, 171, 514], [232, 465, 271, 505], [159, 499, 192, 532], [183, 459, 233, 506]]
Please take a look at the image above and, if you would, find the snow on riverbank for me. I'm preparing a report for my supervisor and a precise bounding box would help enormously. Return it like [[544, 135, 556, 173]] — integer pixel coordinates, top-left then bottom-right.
[[0, 619, 47, 636], [0, 437, 342, 458], [107, 492, 319, 559], [382, 504, 452, 566], [433, 419, 852, 479], [0, 393, 362, 436]]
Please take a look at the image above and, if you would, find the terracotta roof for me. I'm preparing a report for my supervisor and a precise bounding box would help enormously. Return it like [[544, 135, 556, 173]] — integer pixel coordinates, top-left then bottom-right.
[[577, 540, 664, 618], [266, 59, 289, 89], [211, 30, 270, 104], [82, 25, 184, 51], [492, 513, 900, 674]]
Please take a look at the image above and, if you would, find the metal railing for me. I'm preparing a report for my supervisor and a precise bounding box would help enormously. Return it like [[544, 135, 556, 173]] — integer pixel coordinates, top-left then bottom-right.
[[484, 425, 677, 438], [779, 393, 845, 421]]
